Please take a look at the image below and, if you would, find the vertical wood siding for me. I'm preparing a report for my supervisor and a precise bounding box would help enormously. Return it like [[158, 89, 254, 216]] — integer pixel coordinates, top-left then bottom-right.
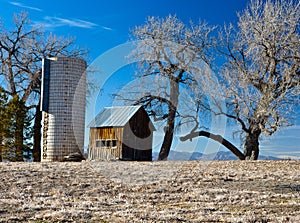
[[88, 127, 123, 160]]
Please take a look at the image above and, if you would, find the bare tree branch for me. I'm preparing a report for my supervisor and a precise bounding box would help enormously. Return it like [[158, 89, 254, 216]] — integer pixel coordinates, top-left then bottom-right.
[[180, 131, 245, 160]]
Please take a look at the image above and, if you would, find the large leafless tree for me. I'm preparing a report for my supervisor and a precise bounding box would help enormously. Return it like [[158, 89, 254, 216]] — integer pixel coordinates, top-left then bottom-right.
[[184, 0, 300, 160], [121, 15, 215, 160], [0, 12, 86, 161]]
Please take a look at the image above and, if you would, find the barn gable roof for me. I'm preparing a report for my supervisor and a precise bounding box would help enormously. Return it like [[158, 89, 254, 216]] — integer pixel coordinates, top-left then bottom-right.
[[88, 105, 155, 129]]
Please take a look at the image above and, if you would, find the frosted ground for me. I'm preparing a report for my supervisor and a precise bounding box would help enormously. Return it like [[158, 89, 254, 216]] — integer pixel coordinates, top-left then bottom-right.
[[0, 160, 299, 222]]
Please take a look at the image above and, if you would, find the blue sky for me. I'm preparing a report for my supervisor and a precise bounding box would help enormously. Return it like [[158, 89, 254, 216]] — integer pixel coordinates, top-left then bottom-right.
[[1, 0, 299, 159], [1, 0, 248, 60]]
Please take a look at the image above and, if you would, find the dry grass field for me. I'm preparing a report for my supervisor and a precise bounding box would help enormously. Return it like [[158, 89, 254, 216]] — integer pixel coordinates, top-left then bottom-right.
[[0, 160, 299, 222]]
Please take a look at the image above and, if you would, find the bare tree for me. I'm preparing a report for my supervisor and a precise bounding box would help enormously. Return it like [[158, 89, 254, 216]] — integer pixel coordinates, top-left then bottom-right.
[[184, 0, 300, 160], [0, 12, 86, 161], [118, 15, 215, 160]]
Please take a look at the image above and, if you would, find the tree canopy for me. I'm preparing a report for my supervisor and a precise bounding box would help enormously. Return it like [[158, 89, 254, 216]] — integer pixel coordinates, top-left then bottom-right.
[[209, 0, 300, 159]]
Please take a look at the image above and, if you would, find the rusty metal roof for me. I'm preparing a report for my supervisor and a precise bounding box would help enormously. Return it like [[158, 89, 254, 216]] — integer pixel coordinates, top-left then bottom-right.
[[88, 105, 145, 128]]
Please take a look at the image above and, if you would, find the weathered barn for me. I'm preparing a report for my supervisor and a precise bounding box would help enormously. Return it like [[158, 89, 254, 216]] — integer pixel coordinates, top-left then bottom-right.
[[88, 106, 155, 161]]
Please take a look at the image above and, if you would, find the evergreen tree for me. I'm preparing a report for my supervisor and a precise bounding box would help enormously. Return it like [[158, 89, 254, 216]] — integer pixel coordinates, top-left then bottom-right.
[[0, 90, 32, 161], [0, 88, 9, 161]]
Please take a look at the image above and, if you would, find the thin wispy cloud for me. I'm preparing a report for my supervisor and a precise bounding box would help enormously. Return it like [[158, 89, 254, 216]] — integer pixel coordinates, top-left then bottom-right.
[[33, 16, 112, 31], [101, 26, 113, 31], [9, 1, 42, 12], [47, 17, 98, 29]]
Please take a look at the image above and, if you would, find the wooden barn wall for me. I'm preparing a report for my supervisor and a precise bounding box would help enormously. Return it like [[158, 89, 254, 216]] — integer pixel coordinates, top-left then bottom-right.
[[88, 127, 123, 160], [122, 108, 153, 161]]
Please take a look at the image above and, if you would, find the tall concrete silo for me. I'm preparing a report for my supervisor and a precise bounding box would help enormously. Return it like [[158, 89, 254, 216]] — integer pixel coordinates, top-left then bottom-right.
[[41, 57, 86, 161]]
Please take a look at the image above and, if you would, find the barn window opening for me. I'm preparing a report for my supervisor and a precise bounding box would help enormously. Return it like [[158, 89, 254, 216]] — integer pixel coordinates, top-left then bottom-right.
[[96, 139, 117, 148], [95, 140, 101, 147], [112, 140, 117, 147]]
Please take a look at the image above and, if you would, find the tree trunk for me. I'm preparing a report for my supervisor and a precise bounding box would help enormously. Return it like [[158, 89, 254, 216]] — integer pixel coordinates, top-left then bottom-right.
[[158, 78, 179, 161], [244, 131, 260, 160], [33, 102, 42, 162], [15, 109, 25, 161], [180, 130, 245, 160], [0, 135, 2, 162], [158, 108, 176, 160]]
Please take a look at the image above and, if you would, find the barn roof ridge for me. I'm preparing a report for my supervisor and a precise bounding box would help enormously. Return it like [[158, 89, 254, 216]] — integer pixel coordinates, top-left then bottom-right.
[[88, 105, 153, 128], [103, 105, 142, 109]]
